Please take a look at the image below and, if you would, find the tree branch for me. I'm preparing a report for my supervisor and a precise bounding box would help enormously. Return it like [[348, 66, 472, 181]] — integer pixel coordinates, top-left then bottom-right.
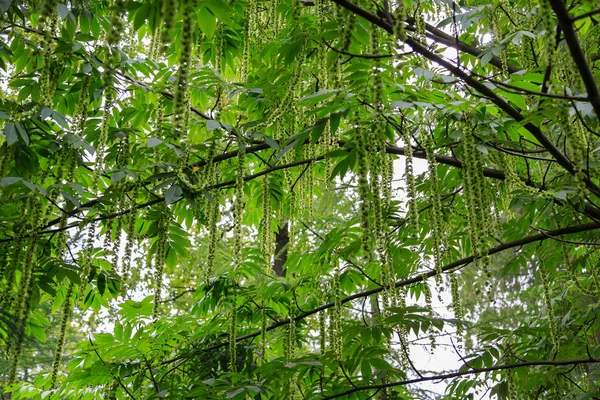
[[549, 0, 600, 118], [570, 7, 600, 22], [322, 357, 600, 399]]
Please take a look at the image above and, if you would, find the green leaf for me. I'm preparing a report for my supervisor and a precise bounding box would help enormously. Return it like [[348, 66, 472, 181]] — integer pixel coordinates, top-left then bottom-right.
[[133, 1, 150, 31], [65, 268, 81, 285], [197, 6, 216, 38], [0, 177, 22, 186], [111, 170, 127, 183], [503, 92, 527, 111], [0, 0, 13, 15], [40, 107, 53, 120], [14, 122, 28, 145], [148, 137, 162, 147], [206, 119, 221, 131], [52, 111, 68, 128], [203, 0, 234, 26], [97, 273, 106, 295], [369, 358, 394, 371], [225, 388, 245, 398], [57, 3, 69, 19], [5, 122, 17, 146], [273, 137, 301, 164], [262, 135, 279, 151], [480, 50, 494, 67], [61, 190, 81, 207], [165, 184, 182, 204], [391, 100, 413, 108], [329, 149, 356, 180]]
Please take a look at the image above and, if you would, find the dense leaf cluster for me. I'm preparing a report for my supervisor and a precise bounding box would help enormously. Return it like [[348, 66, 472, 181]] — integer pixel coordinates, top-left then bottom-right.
[[1, 0, 600, 399]]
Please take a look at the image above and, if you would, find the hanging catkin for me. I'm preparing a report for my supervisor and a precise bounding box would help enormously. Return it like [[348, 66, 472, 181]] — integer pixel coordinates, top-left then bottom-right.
[[173, 3, 194, 142], [423, 126, 444, 294], [261, 176, 273, 266], [461, 119, 493, 297], [152, 205, 169, 319], [354, 111, 373, 258], [229, 292, 237, 372], [205, 156, 221, 282], [401, 127, 419, 234], [233, 152, 245, 268]]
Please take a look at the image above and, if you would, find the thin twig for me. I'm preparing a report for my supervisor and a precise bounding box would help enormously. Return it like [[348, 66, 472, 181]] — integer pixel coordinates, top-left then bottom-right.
[[89, 337, 137, 399]]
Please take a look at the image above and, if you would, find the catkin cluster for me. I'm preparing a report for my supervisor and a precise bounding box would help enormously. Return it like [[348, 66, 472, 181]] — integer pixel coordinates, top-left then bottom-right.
[[161, 0, 177, 45], [39, 15, 58, 108], [149, 24, 162, 61], [152, 206, 169, 319], [539, 0, 555, 66], [260, 303, 268, 363], [260, 176, 273, 266], [368, 29, 388, 245], [241, 0, 258, 82], [270, 0, 279, 36], [449, 269, 464, 342], [106, 0, 126, 47], [421, 277, 437, 351], [49, 283, 75, 387], [423, 127, 445, 292], [72, 75, 91, 136], [81, 220, 97, 301], [270, 61, 304, 137], [53, 151, 77, 261], [7, 194, 44, 384], [538, 264, 559, 352], [205, 154, 221, 281], [318, 283, 327, 354], [229, 294, 237, 372], [461, 120, 493, 294], [339, 14, 356, 56], [559, 109, 588, 196], [214, 23, 224, 75], [331, 265, 343, 359], [173, 4, 194, 142], [120, 194, 137, 287], [354, 112, 373, 257], [393, 0, 407, 41], [401, 127, 419, 234], [284, 312, 296, 398], [233, 152, 245, 267]]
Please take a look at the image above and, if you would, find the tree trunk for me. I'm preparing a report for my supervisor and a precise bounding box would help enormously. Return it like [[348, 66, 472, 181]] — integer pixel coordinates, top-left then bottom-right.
[[273, 222, 288, 277]]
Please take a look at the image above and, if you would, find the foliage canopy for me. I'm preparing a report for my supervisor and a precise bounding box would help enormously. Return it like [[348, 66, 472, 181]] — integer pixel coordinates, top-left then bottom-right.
[[1, 0, 600, 398]]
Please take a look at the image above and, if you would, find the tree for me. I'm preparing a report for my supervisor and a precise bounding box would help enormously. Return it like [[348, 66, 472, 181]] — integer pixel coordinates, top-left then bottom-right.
[[0, 0, 600, 398]]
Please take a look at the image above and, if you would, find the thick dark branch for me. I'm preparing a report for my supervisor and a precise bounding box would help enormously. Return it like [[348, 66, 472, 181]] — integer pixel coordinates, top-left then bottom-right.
[[549, 0, 600, 118], [161, 221, 600, 364], [570, 7, 600, 22], [322, 357, 600, 399]]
